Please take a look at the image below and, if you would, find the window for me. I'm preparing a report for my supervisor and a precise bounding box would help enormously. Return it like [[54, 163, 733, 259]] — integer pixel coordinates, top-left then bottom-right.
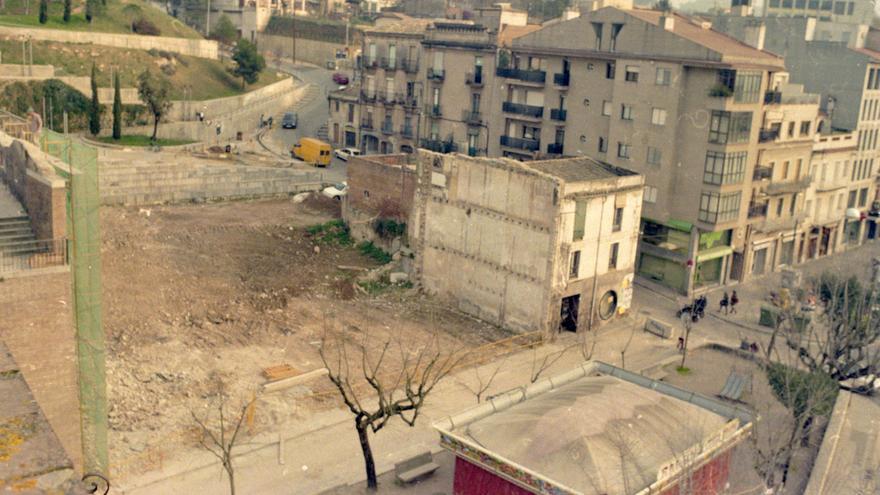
[[625, 66, 639, 82], [573, 201, 586, 241], [647, 146, 662, 165], [598, 137, 607, 153], [364, 190, 370, 198], [787, 121, 796, 138], [782, 160, 790, 179], [592, 22, 603, 50], [347, 104, 355, 123], [708, 111, 752, 144], [703, 151, 747, 185], [848, 190, 857, 208], [834, 1, 845, 13], [847, 1, 854, 14], [808, 0, 818, 8], [335, 101, 340, 112], [699, 192, 742, 223], [602, 101, 612, 116], [859, 187, 869, 206], [651, 108, 667, 126], [869, 69, 876, 91], [800, 121, 811, 136], [621, 104, 634, 121], [795, 0, 805, 7], [655, 68, 671, 86], [734, 71, 762, 103], [606, 62, 615, 79], [769, 0, 780, 5], [821, 0, 832, 9], [612, 207, 623, 232], [608, 243, 619, 270], [790, 194, 797, 215], [617, 142, 631, 159], [610, 23, 623, 52], [570, 250, 581, 278], [644, 185, 658, 203], [776, 198, 784, 217]]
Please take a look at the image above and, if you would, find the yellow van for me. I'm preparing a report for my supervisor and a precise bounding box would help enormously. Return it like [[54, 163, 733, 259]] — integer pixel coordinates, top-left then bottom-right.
[[291, 138, 332, 167]]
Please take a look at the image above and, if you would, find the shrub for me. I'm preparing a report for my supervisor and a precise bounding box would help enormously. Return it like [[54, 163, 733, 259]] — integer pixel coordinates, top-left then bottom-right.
[[372, 218, 406, 240], [133, 18, 161, 36], [307, 220, 352, 246], [357, 241, 392, 264], [160, 64, 176, 76], [147, 48, 161, 57]]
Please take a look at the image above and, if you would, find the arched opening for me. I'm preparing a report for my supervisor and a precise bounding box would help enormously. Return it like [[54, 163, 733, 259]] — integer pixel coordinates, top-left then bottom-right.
[[597, 290, 618, 320]]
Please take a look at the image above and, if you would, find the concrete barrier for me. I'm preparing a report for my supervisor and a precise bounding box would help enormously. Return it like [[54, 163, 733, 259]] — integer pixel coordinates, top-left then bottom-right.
[[0, 26, 219, 59], [644, 317, 674, 339]]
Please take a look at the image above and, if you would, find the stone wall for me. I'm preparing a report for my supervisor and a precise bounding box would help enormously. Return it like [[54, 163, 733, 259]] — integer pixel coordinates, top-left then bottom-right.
[[0, 132, 67, 241], [256, 33, 356, 68], [0, 64, 55, 77], [164, 76, 296, 122], [0, 26, 219, 59], [343, 154, 417, 250]]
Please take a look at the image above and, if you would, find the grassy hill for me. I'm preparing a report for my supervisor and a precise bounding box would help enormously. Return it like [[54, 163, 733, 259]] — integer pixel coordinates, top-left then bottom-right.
[[0, 38, 284, 100], [0, 0, 203, 39]]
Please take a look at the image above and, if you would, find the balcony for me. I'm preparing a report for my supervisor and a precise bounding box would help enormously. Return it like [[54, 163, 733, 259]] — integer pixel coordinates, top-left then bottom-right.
[[764, 91, 782, 104], [755, 212, 808, 234], [747, 203, 768, 219], [708, 84, 733, 98], [363, 57, 379, 69], [361, 91, 377, 103], [758, 129, 780, 143], [765, 175, 812, 195], [360, 119, 374, 130], [402, 96, 419, 108], [502, 101, 544, 118], [381, 121, 394, 135], [400, 125, 414, 138], [426, 104, 442, 117], [550, 108, 567, 121], [466, 72, 484, 87], [427, 68, 445, 81], [495, 67, 546, 84], [553, 72, 570, 86], [399, 58, 419, 74], [379, 57, 395, 70], [421, 139, 457, 153], [462, 110, 482, 125], [467, 147, 486, 157], [500, 135, 540, 151], [753, 165, 772, 180], [547, 143, 564, 155]]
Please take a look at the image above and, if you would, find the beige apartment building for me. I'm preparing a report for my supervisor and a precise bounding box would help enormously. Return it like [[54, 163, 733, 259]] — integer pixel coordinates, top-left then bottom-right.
[[804, 130, 859, 259]]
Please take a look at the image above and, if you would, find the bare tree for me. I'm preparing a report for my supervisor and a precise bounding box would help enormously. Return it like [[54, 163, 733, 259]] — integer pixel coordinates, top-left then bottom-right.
[[458, 359, 505, 404], [529, 343, 574, 383], [319, 327, 465, 490], [679, 315, 694, 370], [191, 388, 256, 495]]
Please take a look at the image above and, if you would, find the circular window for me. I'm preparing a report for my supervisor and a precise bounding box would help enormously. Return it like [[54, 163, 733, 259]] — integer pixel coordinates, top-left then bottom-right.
[[598, 291, 618, 320]]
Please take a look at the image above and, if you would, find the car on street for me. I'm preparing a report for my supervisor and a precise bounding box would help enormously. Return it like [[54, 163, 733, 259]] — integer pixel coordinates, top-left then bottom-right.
[[334, 147, 361, 161], [281, 112, 298, 129], [322, 182, 348, 200], [332, 73, 349, 85]]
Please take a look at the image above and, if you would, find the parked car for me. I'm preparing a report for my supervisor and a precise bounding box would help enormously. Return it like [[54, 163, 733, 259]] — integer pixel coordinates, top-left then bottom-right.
[[334, 147, 362, 161], [332, 73, 349, 85], [322, 182, 348, 200], [281, 112, 298, 129]]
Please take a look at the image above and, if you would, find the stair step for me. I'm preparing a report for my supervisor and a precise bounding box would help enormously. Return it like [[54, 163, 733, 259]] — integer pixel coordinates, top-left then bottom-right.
[[0, 216, 29, 225]]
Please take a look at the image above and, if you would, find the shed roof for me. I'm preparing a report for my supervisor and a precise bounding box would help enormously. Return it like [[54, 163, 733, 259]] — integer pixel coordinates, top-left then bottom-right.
[[523, 156, 638, 183]]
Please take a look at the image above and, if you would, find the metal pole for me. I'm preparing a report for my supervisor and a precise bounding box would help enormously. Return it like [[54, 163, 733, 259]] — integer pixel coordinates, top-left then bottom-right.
[[588, 195, 610, 332], [291, 12, 296, 66], [28, 37, 33, 76], [205, 0, 211, 36]]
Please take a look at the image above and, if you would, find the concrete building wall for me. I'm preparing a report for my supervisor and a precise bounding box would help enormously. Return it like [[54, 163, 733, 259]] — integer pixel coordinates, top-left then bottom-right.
[[257, 33, 357, 68], [0, 26, 219, 59]]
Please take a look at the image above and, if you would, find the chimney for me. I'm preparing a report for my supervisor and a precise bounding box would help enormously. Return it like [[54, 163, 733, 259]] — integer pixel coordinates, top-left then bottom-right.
[[659, 14, 674, 31], [743, 22, 766, 50]]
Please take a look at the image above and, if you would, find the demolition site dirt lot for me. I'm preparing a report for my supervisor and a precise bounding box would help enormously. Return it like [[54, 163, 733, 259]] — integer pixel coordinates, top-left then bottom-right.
[[99, 196, 512, 474]]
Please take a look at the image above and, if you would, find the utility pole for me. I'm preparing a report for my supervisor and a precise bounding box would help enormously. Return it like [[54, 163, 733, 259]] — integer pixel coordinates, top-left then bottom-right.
[[205, 0, 211, 36], [291, 10, 296, 66]]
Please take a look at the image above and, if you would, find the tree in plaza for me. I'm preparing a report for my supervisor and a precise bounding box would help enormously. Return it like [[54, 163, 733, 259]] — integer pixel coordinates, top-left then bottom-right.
[[112, 71, 122, 140], [211, 14, 238, 45], [121, 3, 143, 31], [231, 39, 265, 90], [38, 0, 48, 24], [319, 325, 464, 490], [653, 0, 672, 11], [136, 69, 172, 142], [88, 64, 101, 136], [63, 0, 71, 22]]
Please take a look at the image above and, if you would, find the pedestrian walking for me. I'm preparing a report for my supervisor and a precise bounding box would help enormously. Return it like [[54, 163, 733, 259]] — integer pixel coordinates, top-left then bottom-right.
[[677, 336, 684, 351], [719, 292, 729, 314], [730, 290, 739, 314]]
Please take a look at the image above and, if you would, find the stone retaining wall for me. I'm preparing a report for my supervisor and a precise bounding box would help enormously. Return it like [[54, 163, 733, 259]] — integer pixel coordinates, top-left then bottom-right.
[[256, 33, 355, 68]]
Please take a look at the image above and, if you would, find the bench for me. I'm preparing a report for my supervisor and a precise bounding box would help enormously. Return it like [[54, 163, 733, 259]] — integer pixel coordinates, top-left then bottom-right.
[[718, 371, 751, 402], [644, 318, 674, 339], [395, 451, 439, 484]]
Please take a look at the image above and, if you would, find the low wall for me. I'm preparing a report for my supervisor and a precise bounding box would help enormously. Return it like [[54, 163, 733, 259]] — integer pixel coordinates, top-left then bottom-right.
[[0, 25, 219, 59], [0, 74, 140, 104], [0, 63, 55, 77], [256, 33, 355, 68], [165, 76, 296, 122], [0, 132, 67, 241]]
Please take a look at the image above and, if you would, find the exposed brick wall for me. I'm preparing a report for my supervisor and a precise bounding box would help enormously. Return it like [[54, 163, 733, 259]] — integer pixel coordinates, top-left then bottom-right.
[[659, 447, 733, 495], [452, 457, 533, 495], [0, 134, 67, 240], [0, 272, 82, 472], [346, 155, 416, 219]]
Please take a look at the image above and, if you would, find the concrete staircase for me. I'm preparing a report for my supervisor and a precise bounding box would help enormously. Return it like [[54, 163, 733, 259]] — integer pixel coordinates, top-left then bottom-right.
[[316, 124, 330, 142], [0, 184, 42, 272], [98, 160, 327, 206]]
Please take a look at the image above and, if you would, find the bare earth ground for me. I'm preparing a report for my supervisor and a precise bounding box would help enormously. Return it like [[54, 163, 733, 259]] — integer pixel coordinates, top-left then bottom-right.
[[101, 196, 512, 477]]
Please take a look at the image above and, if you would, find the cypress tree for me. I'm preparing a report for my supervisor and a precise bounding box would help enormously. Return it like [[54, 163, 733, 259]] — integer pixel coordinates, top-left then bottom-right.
[[112, 72, 122, 140], [63, 0, 71, 22], [38, 0, 48, 24], [89, 64, 101, 136], [85, 0, 94, 22]]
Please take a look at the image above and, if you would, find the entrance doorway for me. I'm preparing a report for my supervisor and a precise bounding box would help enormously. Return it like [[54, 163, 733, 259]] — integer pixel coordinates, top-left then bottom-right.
[[752, 248, 767, 275], [560, 295, 580, 332]]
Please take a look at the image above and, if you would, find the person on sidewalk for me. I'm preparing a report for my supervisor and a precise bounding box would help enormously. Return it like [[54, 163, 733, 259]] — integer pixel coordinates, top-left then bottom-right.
[[730, 290, 739, 314], [719, 292, 729, 314], [677, 336, 684, 351]]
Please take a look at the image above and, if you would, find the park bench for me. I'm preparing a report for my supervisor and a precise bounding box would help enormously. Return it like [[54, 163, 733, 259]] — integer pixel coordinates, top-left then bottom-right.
[[718, 371, 751, 402], [395, 451, 439, 484]]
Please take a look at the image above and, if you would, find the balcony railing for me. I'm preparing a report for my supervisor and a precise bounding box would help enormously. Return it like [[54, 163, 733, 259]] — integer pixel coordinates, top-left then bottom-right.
[[550, 108, 567, 121], [467, 147, 486, 157], [0, 238, 68, 274], [364, 57, 379, 69], [753, 165, 772, 180], [765, 175, 812, 195], [361, 91, 377, 103], [379, 91, 402, 105], [500, 135, 540, 151], [399, 58, 419, 73], [379, 57, 395, 69], [402, 96, 419, 108], [427, 68, 445, 81], [496, 67, 546, 83], [360, 119, 374, 130], [427, 104, 442, 117], [547, 143, 563, 155], [466, 72, 484, 87], [747, 203, 768, 219], [759, 129, 780, 143], [502, 101, 544, 118], [420, 139, 457, 153], [462, 110, 482, 125], [553, 72, 570, 86], [381, 121, 394, 134], [400, 125, 414, 138]]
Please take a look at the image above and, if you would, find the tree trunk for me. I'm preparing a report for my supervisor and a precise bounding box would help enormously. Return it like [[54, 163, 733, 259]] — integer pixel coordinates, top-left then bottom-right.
[[151, 115, 159, 142], [356, 421, 378, 490], [225, 462, 236, 495]]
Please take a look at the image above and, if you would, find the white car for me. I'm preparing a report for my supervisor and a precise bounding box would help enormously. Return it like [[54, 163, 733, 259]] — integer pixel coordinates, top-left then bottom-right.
[[322, 182, 348, 200], [334, 148, 362, 161]]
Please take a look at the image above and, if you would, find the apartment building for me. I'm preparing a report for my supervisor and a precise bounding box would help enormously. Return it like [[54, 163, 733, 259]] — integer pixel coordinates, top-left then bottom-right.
[[410, 151, 643, 334], [804, 130, 859, 258], [489, 5, 788, 294], [762, 0, 873, 29]]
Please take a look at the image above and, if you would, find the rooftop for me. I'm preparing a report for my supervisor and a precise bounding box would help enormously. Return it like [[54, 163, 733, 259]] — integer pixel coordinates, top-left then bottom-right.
[[366, 17, 435, 35], [435, 361, 752, 495], [523, 156, 638, 183], [498, 23, 542, 46]]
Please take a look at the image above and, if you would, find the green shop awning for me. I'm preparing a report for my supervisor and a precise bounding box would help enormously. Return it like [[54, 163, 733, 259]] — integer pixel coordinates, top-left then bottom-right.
[[696, 245, 733, 263], [643, 217, 693, 233]]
